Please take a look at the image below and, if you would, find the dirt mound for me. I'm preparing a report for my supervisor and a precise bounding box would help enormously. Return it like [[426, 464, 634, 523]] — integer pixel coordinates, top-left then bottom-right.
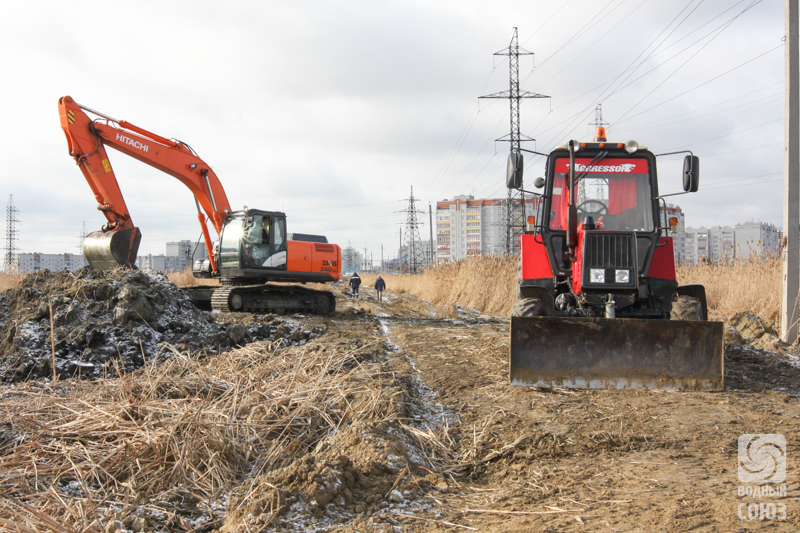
[[0, 269, 291, 382]]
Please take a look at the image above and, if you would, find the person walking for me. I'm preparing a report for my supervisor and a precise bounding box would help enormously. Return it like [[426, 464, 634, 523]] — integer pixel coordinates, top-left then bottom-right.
[[374, 275, 386, 302], [349, 272, 361, 299]]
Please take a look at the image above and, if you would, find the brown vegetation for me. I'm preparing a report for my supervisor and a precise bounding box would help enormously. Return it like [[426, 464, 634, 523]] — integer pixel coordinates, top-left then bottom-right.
[[676, 257, 781, 326], [360, 255, 518, 315], [165, 269, 219, 287], [2, 254, 784, 324], [364, 255, 783, 323], [0, 336, 394, 530], [0, 270, 24, 294]]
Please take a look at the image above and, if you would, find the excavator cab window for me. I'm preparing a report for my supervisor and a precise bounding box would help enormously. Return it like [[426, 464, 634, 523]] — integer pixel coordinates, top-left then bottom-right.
[[240, 214, 287, 269]]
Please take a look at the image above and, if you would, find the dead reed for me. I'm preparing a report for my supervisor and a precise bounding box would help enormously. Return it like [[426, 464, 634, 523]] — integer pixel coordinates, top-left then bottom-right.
[[0, 338, 394, 531], [676, 257, 781, 326], [166, 269, 219, 287], [372, 254, 782, 322], [0, 270, 24, 294], [364, 255, 519, 316]]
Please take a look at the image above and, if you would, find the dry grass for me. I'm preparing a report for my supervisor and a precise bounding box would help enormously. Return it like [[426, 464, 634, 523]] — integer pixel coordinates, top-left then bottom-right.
[[360, 255, 518, 316], [367, 255, 783, 323], [166, 270, 219, 287], [0, 339, 394, 531], [0, 270, 25, 294], [676, 257, 781, 326]]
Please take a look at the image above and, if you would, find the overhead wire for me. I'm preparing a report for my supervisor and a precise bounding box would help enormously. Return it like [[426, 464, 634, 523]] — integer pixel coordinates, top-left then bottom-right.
[[614, 0, 764, 124], [614, 42, 782, 125], [518, 0, 704, 152]]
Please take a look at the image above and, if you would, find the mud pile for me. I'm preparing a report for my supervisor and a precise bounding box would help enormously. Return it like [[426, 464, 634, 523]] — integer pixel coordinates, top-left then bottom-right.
[[0, 269, 296, 382]]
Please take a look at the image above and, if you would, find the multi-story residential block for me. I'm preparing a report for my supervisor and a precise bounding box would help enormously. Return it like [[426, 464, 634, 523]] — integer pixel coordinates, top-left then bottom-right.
[[436, 195, 540, 262], [661, 203, 686, 264], [685, 222, 779, 265], [734, 221, 779, 260], [341, 247, 362, 273], [16, 253, 88, 273]]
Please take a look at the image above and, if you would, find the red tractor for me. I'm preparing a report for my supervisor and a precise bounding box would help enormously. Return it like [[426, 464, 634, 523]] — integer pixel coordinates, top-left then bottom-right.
[[508, 128, 723, 391]]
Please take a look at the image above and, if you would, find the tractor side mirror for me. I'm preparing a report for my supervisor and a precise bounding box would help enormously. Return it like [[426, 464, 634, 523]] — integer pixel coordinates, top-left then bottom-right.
[[533, 177, 545, 189], [506, 151, 524, 189], [683, 155, 699, 192]]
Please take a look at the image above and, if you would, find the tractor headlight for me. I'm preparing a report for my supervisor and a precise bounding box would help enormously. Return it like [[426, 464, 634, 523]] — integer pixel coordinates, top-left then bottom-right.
[[615, 269, 630, 284], [590, 268, 605, 284], [624, 140, 639, 153]]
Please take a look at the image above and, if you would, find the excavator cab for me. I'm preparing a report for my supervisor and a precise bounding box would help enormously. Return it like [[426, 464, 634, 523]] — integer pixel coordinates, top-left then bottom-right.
[[219, 210, 288, 273]]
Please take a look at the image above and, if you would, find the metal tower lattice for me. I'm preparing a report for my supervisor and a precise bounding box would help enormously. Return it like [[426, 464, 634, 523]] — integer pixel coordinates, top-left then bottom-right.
[[588, 104, 610, 199], [401, 187, 427, 273], [4, 195, 19, 271], [590, 103, 609, 131], [480, 27, 550, 254], [78, 221, 87, 252]]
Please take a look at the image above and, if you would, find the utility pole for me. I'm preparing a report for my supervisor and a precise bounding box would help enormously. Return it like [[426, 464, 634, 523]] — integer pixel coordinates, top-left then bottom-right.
[[4, 195, 19, 271], [429, 203, 435, 265], [783, 0, 799, 343], [77, 221, 87, 253], [381, 244, 384, 272], [400, 187, 426, 273], [399, 227, 403, 273], [480, 27, 549, 255]]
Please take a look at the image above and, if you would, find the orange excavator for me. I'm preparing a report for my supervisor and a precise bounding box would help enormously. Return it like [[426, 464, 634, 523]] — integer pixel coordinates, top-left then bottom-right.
[[58, 96, 340, 314]]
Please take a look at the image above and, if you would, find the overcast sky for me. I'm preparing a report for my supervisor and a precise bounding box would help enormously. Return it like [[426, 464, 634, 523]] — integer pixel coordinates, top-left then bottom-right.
[[0, 0, 788, 263]]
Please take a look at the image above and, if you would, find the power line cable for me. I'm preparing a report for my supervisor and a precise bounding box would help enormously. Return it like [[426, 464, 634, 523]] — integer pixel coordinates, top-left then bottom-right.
[[614, 0, 763, 124], [614, 42, 782, 125]]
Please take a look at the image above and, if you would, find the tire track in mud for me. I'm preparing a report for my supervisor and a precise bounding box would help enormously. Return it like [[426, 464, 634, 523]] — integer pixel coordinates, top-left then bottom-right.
[[342, 289, 800, 532]]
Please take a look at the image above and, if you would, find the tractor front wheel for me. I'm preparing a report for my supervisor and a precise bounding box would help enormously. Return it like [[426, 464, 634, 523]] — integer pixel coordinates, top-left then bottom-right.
[[671, 295, 704, 321], [512, 297, 547, 317]]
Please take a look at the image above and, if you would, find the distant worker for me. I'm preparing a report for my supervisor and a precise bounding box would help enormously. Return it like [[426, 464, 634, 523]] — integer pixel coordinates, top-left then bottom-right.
[[349, 272, 361, 299], [375, 275, 386, 302]]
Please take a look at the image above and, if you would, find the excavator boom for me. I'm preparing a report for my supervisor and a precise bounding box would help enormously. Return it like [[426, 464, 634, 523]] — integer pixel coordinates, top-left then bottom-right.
[[58, 96, 230, 270]]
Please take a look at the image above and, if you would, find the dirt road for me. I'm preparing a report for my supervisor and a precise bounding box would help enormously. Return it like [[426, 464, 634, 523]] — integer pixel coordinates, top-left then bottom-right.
[[260, 282, 800, 532], [2, 273, 799, 532]]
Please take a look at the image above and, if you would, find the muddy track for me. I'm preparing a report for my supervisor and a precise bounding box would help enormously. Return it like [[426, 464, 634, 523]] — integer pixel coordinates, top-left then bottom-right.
[[320, 283, 800, 532], [2, 276, 799, 532]]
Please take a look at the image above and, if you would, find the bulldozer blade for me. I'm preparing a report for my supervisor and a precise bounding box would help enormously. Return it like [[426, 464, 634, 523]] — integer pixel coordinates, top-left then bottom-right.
[[82, 228, 142, 269], [510, 316, 724, 391]]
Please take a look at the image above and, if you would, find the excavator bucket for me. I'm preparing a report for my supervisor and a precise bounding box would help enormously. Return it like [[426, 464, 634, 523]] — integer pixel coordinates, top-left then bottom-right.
[[82, 228, 142, 269], [510, 316, 724, 391]]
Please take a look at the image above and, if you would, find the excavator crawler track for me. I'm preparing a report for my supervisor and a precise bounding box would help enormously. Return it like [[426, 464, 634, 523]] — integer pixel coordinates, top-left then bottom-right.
[[211, 284, 336, 315]]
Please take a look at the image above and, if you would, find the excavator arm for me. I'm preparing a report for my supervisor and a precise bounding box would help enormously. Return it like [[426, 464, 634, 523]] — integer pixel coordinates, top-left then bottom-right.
[[58, 95, 232, 271]]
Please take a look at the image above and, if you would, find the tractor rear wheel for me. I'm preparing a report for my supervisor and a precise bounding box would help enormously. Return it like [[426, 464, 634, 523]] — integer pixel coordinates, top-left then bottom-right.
[[512, 297, 546, 317], [671, 295, 704, 321]]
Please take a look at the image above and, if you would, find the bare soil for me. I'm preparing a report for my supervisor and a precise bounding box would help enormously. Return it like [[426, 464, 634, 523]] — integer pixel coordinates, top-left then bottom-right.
[[2, 274, 799, 532], [216, 283, 800, 532]]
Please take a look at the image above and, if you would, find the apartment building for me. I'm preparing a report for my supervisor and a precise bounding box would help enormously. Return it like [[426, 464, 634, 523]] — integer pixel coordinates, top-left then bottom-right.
[[685, 222, 779, 264], [436, 195, 539, 262], [16, 253, 87, 273]]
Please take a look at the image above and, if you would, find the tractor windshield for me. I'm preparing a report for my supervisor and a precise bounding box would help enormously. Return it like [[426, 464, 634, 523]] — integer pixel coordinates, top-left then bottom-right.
[[549, 157, 654, 232]]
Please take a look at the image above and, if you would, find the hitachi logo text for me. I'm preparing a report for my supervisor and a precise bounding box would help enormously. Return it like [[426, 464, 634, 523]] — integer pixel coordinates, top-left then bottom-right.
[[115, 133, 149, 152], [574, 163, 636, 173]]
